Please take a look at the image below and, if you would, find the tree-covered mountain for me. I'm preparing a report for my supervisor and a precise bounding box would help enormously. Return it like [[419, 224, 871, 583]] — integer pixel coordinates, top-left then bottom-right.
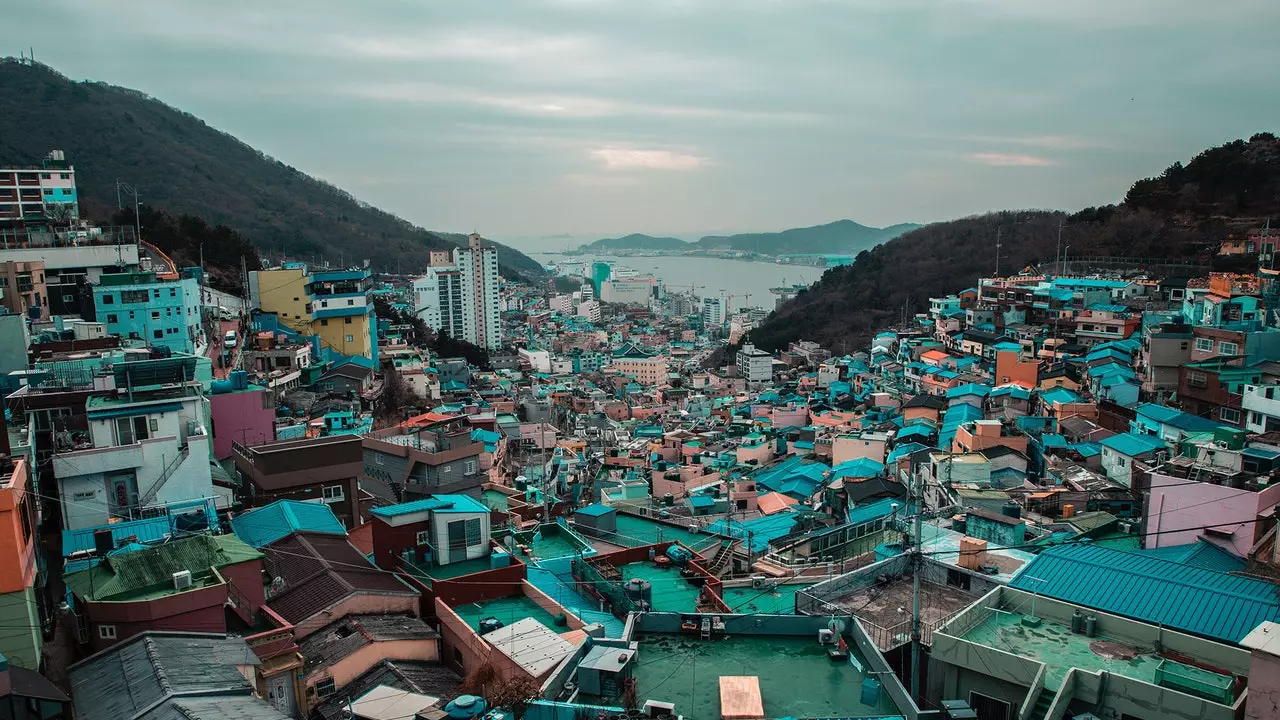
[[696, 219, 921, 255], [577, 233, 690, 252], [745, 133, 1280, 354], [0, 59, 545, 279]]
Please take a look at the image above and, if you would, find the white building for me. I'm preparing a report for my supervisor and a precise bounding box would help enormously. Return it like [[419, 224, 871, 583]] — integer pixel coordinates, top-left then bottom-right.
[[1243, 383, 1280, 434], [455, 233, 502, 350], [413, 265, 465, 338], [702, 297, 723, 327], [51, 357, 217, 530], [0, 150, 78, 222], [549, 294, 574, 313], [736, 343, 773, 384], [577, 300, 601, 323], [600, 278, 654, 305]]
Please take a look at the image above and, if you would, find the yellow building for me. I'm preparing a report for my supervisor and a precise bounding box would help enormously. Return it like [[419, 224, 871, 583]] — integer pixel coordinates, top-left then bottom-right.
[[251, 265, 378, 366]]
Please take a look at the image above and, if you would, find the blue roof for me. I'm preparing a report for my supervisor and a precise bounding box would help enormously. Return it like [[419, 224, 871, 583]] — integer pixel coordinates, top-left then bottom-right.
[[946, 383, 991, 399], [231, 500, 347, 548], [990, 385, 1031, 401], [575, 503, 615, 518], [846, 497, 901, 526], [1135, 403, 1225, 432], [1099, 432, 1168, 457], [831, 458, 886, 480], [888, 442, 928, 463], [1039, 387, 1082, 406], [62, 516, 174, 557], [370, 494, 487, 518], [1133, 540, 1247, 574], [689, 495, 717, 508], [1010, 543, 1280, 643], [752, 456, 828, 494], [1071, 442, 1102, 458], [706, 512, 798, 553]]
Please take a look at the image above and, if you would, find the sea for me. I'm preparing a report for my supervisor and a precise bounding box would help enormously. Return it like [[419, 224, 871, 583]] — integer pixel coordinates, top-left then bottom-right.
[[527, 252, 826, 313]]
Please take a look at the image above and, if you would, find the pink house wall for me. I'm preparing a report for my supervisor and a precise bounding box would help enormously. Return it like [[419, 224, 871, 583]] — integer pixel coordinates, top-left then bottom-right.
[[1246, 645, 1280, 720], [291, 593, 420, 640], [735, 443, 772, 466], [301, 638, 440, 715], [771, 407, 810, 428], [210, 389, 275, 461], [1145, 472, 1280, 556]]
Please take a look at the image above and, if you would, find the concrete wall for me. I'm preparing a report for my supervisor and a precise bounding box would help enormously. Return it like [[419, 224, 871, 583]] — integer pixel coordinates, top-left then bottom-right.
[[0, 587, 41, 669]]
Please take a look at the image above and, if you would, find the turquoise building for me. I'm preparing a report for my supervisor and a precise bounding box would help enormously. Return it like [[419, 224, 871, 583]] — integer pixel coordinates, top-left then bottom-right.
[[93, 269, 204, 354]]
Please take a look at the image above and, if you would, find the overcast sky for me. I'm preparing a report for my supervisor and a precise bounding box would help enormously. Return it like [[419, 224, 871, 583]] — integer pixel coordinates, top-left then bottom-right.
[[4, 0, 1279, 244]]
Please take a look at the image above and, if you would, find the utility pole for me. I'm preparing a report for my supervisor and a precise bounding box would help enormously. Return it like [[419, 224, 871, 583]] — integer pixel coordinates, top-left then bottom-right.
[[994, 227, 1002, 278], [909, 458, 924, 704], [1055, 219, 1064, 277]]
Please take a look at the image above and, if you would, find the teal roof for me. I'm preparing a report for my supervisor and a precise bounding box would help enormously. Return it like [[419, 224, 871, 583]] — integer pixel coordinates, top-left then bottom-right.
[[846, 497, 901, 526], [1010, 543, 1280, 643], [1039, 387, 1082, 406], [1134, 540, 1247, 574], [1099, 432, 1168, 457], [1135, 403, 1225, 432], [706, 512, 798, 553], [370, 494, 487, 518], [575, 503, 615, 518], [831, 458, 886, 480], [231, 500, 347, 548]]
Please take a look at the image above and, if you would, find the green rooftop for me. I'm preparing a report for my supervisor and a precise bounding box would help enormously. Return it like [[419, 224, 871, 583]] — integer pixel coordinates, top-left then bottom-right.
[[964, 609, 1163, 691], [64, 534, 262, 603], [619, 561, 703, 612], [450, 594, 562, 633], [632, 633, 896, 719], [721, 582, 814, 614], [611, 514, 717, 551]]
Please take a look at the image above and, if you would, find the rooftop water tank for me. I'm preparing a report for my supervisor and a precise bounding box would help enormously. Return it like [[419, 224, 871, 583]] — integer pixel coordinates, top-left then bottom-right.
[[445, 695, 488, 719], [624, 578, 652, 605]]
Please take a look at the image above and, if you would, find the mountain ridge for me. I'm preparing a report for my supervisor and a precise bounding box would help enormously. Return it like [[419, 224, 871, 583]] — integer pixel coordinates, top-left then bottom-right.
[[575, 219, 921, 255], [743, 133, 1280, 354], [0, 59, 546, 279]]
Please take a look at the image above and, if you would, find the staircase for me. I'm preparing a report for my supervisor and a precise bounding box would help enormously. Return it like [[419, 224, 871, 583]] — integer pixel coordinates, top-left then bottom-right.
[[706, 540, 733, 576], [1027, 689, 1056, 720], [138, 444, 192, 509]]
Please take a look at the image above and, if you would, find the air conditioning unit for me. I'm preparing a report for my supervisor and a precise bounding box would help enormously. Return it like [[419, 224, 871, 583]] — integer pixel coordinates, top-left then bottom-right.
[[172, 570, 193, 590], [751, 575, 768, 589], [687, 524, 699, 533], [1118, 521, 1134, 534], [818, 628, 836, 645], [642, 700, 677, 718]]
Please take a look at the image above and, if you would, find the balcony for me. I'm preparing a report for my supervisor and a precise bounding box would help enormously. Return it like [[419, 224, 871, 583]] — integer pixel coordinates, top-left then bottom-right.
[[53, 441, 145, 477]]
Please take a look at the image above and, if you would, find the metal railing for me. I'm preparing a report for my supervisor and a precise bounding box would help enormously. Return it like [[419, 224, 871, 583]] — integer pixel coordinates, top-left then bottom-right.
[[138, 444, 191, 508]]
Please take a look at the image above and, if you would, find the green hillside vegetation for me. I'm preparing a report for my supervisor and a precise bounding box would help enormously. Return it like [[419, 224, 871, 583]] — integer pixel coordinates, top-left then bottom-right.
[[578, 233, 690, 252], [0, 59, 545, 279], [697, 219, 921, 255], [745, 133, 1280, 354]]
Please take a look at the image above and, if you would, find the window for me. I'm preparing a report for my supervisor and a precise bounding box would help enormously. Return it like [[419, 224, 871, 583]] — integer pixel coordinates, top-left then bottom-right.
[[416, 530, 431, 546], [314, 678, 336, 697], [321, 485, 344, 503], [1195, 338, 1214, 352], [465, 517, 483, 546], [101, 294, 114, 305], [106, 314, 118, 323], [320, 319, 328, 326], [346, 335, 354, 342], [98, 625, 117, 640], [375, 454, 384, 465], [464, 459, 478, 475], [344, 317, 352, 324], [1219, 341, 1239, 355], [169, 288, 176, 297], [121, 289, 148, 304], [1220, 407, 1241, 423], [114, 416, 149, 445], [1187, 371, 1208, 388], [969, 692, 1012, 720], [151, 311, 161, 320], [153, 330, 163, 340]]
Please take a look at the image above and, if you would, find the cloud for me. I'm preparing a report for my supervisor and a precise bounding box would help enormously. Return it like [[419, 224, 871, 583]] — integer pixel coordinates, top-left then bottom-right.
[[965, 153, 1058, 167], [591, 147, 707, 171], [962, 135, 1097, 150]]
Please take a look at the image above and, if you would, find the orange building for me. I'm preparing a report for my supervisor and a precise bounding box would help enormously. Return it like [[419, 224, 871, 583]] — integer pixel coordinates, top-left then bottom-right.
[[994, 348, 1039, 388], [0, 456, 41, 668]]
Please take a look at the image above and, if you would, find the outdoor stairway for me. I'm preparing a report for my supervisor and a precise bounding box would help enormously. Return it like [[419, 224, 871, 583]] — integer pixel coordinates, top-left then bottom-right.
[[706, 540, 733, 576], [526, 567, 626, 637], [1027, 689, 1056, 720]]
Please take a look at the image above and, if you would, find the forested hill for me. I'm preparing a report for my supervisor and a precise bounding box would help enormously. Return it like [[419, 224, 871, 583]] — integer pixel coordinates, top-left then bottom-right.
[[696, 219, 920, 255], [746, 133, 1280, 354], [0, 59, 545, 279], [578, 234, 690, 252]]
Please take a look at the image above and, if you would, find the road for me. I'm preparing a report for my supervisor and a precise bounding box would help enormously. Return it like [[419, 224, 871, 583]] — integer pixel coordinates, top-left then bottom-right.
[[207, 319, 243, 379]]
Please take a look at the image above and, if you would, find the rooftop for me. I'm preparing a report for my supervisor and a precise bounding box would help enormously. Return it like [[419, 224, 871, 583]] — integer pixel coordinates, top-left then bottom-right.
[[632, 633, 896, 720], [620, 561, 704, 612], [300, 615, 438, 672], [450, 594, 562, 634]]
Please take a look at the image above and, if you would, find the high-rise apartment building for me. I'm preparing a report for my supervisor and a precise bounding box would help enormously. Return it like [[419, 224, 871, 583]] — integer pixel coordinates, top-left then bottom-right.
[[413, 233, 501, 351], [0, 151, 78, 223], [702, 297, 724, 327]]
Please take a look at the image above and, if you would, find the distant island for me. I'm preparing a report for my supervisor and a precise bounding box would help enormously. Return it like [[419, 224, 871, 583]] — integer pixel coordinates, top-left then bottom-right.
[[567, 219, 921, 263]]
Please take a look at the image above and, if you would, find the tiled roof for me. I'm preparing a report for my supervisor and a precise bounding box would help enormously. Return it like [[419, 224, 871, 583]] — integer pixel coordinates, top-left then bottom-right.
[[264, 533, 416, 625], [299, 615, 437, 672], [1010, 543, 1280, 643], [231, 500, 347, 548], [312, 660, 462, 720]]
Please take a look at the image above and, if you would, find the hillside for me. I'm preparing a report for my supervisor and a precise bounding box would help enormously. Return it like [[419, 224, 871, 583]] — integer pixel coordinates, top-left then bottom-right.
[[746, 133, 1280, 354], [578, 233, 690, 253], [697, 219, 921, 255], [0, 60, 545, 279]]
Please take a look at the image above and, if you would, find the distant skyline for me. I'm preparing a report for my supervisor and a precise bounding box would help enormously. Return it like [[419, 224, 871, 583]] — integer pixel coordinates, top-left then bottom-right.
[[3, 0, 1278, 242]]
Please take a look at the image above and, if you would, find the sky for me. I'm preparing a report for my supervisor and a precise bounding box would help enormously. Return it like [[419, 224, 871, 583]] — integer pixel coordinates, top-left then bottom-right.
[[3, 0, 1279, 246]]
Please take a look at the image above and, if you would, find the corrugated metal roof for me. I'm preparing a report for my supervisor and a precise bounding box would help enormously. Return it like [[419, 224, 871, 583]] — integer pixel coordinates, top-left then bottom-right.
[[1010, 543, 1280, 643], [231, 500, 346, 548], [1135, 540, 1247, 574]]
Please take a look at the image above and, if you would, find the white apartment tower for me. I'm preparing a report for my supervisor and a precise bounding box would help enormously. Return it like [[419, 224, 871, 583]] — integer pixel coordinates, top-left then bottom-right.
[[455, 233, 501, 350], [413, 266, 465, 338], [702, 297, 724, 327]]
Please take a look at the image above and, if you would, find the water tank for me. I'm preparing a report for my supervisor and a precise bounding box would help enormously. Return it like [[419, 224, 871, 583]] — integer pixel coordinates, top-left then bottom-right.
[[1084, 615, 1097, 638], [665, 545, 692, 565], [663, 493, 674, 506], [445, 695, 488, 719], [623, 579, 652, 605], [1001, 501, 1022, 519], [1071, 609, 1084, 634], [515, 476, 528, 492]]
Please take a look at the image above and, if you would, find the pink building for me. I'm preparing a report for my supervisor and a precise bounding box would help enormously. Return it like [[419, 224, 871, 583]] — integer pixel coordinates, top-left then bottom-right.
[[209, 377, 275, 460], [1144, 470, 1280, 556]]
